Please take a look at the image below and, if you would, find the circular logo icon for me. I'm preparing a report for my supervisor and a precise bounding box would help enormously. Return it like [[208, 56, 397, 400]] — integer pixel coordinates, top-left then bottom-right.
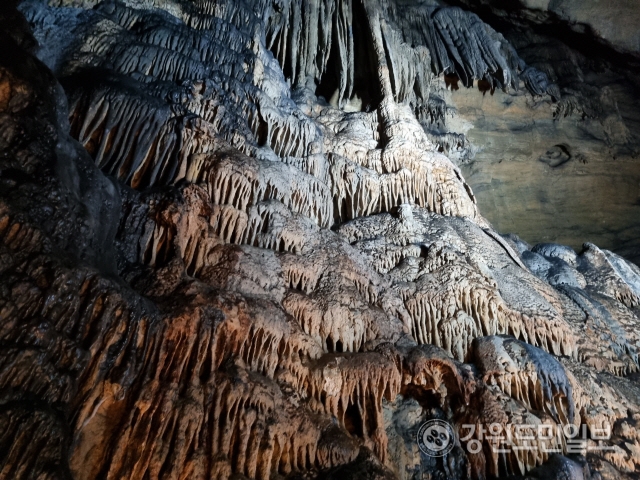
[[417, 419, 455, 457]]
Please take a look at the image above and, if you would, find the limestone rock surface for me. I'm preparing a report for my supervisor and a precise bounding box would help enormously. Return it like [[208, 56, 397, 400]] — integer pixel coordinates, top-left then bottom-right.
[[0, 1, 639, 480], [435, 0, 640, 262]]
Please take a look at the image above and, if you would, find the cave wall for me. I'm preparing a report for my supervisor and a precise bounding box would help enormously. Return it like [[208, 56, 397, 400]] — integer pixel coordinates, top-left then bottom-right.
[[440, 0, 640, 263], [1, 1, 640, 480], [455, 83, 640, 261]]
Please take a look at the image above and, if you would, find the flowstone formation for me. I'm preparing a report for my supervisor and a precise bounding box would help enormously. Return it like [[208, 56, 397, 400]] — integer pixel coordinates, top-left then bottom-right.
[[1, 0, 639, 479]]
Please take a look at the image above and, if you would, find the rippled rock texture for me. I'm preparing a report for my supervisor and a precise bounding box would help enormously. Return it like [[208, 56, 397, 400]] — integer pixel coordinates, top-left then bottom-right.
[[1, 0, 639, 479]]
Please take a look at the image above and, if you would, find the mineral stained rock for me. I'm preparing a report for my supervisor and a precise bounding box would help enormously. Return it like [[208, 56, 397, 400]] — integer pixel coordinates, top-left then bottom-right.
[[0, 1, 639, 480]]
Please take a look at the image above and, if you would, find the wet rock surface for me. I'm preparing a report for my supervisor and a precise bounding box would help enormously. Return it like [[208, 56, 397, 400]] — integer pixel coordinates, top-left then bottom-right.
[[0, 1, 639, 480]]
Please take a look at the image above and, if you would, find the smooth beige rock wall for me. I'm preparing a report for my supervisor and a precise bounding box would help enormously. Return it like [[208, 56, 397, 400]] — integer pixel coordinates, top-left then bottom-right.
[[451, 84, 640, 260], [543, 0, 640, 53]]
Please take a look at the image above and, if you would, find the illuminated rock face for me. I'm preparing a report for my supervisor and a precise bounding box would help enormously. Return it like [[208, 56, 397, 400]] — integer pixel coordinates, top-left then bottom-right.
[[0, 1, 639, 480]]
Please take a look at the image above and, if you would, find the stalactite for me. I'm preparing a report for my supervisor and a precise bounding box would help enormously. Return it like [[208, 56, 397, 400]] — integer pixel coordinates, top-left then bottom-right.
[[473, 336, 575, 426], [307, 353, 402, 462], [4, 1, 640, 480]]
